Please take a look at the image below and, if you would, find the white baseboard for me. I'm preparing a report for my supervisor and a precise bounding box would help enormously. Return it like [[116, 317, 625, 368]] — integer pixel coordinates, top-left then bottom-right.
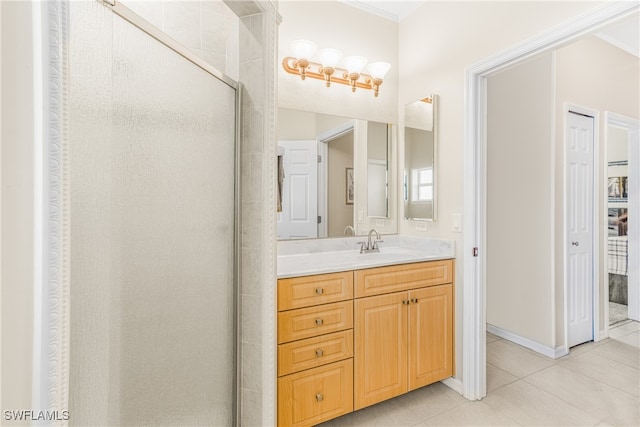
[[487, 324, 568, 359], [442, 377, 464, 395]]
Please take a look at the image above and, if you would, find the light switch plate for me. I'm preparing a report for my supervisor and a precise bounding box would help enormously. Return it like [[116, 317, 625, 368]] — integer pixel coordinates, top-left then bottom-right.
[[416, 222, 427, 232], [376, 219, 385, 227], [452, 213, 462, 233], [358, 210, 364, 223]]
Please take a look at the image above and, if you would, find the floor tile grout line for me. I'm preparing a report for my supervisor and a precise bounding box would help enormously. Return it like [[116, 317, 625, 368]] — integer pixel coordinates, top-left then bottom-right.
[[519, 364, 639, 422], [556, 354, 640, 398]]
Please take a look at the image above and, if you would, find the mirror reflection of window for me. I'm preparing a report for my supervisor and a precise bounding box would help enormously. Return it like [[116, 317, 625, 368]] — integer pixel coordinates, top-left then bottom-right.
[[411, 167, 433, 202]]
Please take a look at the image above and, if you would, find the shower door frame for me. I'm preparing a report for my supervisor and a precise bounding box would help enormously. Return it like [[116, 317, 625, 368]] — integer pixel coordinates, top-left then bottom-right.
[[34, 1, 242, 423]]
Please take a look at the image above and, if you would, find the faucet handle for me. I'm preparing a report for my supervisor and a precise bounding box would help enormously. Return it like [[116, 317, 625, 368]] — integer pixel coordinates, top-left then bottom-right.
[[357, 241, 367, 253], [372, 240, 384, 249]]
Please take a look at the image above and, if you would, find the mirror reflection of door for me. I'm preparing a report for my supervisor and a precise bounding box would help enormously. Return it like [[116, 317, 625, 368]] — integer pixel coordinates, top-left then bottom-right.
[[326, 132, 354, 237], [368, 121, 389, 218], [277, 107, 392, 240]]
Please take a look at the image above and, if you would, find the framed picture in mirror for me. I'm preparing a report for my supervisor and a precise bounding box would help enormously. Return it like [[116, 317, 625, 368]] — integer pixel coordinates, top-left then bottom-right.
[[346, 167, 354, 205]]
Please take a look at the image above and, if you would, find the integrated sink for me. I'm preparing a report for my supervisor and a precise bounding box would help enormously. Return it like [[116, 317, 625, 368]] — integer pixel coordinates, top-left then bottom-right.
[[277, 236, 455, 278]]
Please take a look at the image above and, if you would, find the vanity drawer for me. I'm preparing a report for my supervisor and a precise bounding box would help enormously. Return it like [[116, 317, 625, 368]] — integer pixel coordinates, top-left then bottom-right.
[[354, 260, 454, 298], [278, 301, 353, 344], [278, 359, 353, 427], [278, 330, 353, 376], [278, 272, 353, 311]]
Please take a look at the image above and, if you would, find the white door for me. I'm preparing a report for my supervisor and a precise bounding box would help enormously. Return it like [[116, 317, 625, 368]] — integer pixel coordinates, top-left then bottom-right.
[[567, 111, 595, 348], [277, 140, 318, 239]]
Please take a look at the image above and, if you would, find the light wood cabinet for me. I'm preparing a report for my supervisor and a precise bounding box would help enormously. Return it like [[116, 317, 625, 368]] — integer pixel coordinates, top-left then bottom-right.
[[354, 292, 408, 409], [354, 260, 453, 298], [277, 273, 355, 427], [277, 259, 454, 425], [277, 359, 353, 427], [408, 284, 454, 390], [278, 271, 353, 311], [354, 260, 454, 410]]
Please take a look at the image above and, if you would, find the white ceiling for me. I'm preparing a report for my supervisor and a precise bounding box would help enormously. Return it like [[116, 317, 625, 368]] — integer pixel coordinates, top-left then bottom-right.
[[342, 1, 639, 57]]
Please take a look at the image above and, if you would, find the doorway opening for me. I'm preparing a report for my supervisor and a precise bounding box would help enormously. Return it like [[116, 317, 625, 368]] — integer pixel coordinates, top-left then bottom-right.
[[464, 2, 639, 401]]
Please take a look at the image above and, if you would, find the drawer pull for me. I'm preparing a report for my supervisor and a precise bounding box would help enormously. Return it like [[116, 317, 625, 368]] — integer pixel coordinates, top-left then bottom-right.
[[315, 287, 324, 295], [315, 318, 324, 326], [315, 349, 324, 357], [315, 393, 324, 402]]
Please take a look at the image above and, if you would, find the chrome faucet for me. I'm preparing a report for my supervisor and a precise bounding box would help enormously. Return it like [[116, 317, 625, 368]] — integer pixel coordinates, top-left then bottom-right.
[[358, 228, 383, 253], [344, 225, 356, 236]]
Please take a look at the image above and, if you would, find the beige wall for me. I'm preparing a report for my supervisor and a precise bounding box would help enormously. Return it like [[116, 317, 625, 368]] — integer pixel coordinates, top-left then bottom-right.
[[486, 54, 555, 347], [398, 0, 605, 378], [278, 1, 398, 124], [554, 35, 640, 343], [1, 1, 34, 423]]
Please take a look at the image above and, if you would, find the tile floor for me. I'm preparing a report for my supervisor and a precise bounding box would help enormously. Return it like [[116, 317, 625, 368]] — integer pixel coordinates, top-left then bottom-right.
[[318, 322, 640, 426]]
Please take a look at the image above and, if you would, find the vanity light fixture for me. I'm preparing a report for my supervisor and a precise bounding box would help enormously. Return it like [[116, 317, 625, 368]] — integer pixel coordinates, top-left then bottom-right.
[[283, 40, 391, 97]]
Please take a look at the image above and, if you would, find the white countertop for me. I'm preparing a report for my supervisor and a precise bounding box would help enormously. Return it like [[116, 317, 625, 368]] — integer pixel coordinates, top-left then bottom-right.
[[277, 235, 455, 278]]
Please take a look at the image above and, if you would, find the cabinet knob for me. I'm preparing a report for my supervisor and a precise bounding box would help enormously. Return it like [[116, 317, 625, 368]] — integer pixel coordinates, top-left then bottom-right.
[[411, 298, 418, 304], [315, 287, 324, 295], [402, 300, 409, 305], [315, 349, 324, 358], [315, 393, 324, 402], [315, 318, 324, 326]]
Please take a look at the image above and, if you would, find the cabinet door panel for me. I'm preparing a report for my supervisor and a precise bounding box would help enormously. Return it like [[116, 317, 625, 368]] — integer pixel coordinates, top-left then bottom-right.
[[409, 284, 453, 390], [355, 260, 453, 298], [354, 292, 407, 410], [278, 359, 353, 427]]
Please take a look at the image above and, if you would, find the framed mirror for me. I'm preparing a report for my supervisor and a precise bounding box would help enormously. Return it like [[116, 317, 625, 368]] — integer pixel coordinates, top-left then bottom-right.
[[277, 107, 394, 240], [367, 121, 390, 218], [404, 94, 437, 221]]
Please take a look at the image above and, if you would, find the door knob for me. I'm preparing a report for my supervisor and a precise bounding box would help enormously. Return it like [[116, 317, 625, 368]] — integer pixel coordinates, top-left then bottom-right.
[[571, 241, 579, 246]]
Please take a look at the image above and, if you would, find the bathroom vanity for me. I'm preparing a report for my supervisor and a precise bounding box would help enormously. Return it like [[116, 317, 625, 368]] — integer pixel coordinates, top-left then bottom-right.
[[276, 237, 455, 427]]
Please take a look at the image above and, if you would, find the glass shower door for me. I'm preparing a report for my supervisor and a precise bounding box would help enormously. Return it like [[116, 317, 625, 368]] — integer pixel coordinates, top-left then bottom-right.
[[69, 2, 237, 425]]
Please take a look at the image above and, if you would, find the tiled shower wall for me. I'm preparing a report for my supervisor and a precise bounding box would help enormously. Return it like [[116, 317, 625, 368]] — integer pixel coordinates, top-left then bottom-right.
[[122, 0, 240, 80], [235, 3, 278, 425]]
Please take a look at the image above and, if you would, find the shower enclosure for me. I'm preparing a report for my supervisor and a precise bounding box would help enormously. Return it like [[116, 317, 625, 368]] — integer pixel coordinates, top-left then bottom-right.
[[67, 1, 239, 425]]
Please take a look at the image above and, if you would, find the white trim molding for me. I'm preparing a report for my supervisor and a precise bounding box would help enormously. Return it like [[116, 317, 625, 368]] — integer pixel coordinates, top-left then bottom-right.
[[36, 0, 70, 421], [464, 0, 639, 402], [487, 324, 568, 360]]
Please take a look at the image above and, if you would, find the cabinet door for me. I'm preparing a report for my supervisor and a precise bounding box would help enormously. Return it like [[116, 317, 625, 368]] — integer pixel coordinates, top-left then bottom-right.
[[354, 292, 408, 410], [408, 284, 453, 390]]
